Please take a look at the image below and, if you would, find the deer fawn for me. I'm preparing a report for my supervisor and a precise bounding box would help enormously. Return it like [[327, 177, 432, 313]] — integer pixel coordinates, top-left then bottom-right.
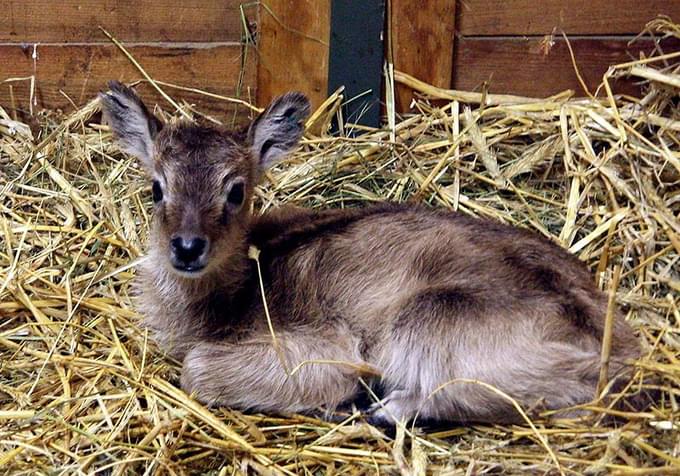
[[100, 82, 641, 424]]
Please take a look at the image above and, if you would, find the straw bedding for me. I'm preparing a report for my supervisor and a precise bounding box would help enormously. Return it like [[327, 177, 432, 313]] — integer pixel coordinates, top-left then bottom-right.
[[1, 18, 679, 476]]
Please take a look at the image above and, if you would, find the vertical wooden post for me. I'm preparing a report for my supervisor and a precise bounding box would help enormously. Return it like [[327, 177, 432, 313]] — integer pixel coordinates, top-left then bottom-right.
[[257, 0, 331, 109], [389, 0, 456, 112]]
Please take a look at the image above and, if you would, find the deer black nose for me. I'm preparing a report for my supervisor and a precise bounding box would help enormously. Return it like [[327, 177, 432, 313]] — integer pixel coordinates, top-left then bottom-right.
[[170, 237, 207, 264]]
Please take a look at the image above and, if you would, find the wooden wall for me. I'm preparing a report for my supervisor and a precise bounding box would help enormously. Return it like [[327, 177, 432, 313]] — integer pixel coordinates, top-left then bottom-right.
[[451, 0, 679, 98], [259, 0, 680, 111], [0, 0, 257, 120], [1, 1, 679, 118]]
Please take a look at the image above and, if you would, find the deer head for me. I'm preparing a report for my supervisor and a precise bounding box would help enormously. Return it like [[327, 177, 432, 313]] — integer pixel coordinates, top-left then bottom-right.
[[100, 81, 310, 278]]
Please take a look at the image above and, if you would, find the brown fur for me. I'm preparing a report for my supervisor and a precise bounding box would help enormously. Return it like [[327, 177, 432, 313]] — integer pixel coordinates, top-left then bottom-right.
[[101, 82, 641, 424]]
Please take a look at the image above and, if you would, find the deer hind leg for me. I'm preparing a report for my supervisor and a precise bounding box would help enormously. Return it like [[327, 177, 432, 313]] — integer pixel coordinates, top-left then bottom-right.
[[181, 329, 364, 414], [372, 287, 630, 424], [375, 340, 612, 424]]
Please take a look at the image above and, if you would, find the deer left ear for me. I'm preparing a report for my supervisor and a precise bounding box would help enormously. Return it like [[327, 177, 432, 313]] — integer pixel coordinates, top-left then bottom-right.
[[248, 92, 310, 168]]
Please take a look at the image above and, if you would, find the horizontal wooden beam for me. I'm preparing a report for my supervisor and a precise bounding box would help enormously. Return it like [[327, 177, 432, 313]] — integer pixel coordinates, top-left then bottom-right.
[[457, 1, 679, 36], [1, 0, 246, 42], [0, 44, 256, 121], [453, 37, 679, 97]]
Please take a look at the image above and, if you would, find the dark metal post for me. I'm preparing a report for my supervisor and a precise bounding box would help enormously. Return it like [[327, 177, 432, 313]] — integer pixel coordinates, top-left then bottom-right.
[[328, 0, 386, 130]]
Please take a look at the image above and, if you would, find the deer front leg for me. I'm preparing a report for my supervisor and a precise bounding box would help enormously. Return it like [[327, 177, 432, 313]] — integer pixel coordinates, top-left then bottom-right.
[[180, 330, 364, 414]]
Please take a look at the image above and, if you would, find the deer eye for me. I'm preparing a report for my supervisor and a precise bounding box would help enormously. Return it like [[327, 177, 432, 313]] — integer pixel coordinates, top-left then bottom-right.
[[226, 181, 245, 208], [152, 180, 163, 203]]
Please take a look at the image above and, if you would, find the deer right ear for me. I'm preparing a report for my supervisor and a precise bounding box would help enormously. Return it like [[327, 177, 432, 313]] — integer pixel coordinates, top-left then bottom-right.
[[99, 81, 162, 170]]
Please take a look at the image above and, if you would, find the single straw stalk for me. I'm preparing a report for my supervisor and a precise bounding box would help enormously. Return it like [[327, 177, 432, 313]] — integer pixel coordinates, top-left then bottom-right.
[[598, 265, 622, 396]]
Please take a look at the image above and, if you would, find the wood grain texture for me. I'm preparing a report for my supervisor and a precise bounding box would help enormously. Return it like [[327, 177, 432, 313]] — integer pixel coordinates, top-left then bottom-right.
[[453, 37, 679, 97], [1, 0, 246, 42], [457, 0, 680, 36], [390, 0, 456, 112], [0, 44, 256, 120], [256, 0, 330, 109]]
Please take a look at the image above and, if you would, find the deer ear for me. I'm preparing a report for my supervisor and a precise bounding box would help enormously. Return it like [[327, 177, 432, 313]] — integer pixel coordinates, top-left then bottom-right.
[[99, 81, 162, 171], [248, 92, 310, 168]]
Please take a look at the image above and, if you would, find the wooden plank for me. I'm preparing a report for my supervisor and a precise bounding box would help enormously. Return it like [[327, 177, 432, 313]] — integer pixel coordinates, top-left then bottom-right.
[[453, 37, 680, 98], [0, 44, 256, 121], [257, 0, 330, 109], [457, 0, 680, 36], [1, 0, 246, 42], [390, 0, 456, 112]]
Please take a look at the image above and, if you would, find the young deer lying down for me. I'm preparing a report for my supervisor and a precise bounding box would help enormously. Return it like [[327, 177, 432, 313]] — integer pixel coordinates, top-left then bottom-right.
[[101, 82, 641, 424]]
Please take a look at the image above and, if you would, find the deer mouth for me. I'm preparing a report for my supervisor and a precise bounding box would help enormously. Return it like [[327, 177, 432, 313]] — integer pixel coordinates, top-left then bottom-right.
[[172, 263, 206, 273], [169, 261, 209, 279], [169, 254, 209, 277]]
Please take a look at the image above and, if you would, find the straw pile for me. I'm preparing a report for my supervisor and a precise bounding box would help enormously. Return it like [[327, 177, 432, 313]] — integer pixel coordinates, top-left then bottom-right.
[[1, 18, 679, 476]]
